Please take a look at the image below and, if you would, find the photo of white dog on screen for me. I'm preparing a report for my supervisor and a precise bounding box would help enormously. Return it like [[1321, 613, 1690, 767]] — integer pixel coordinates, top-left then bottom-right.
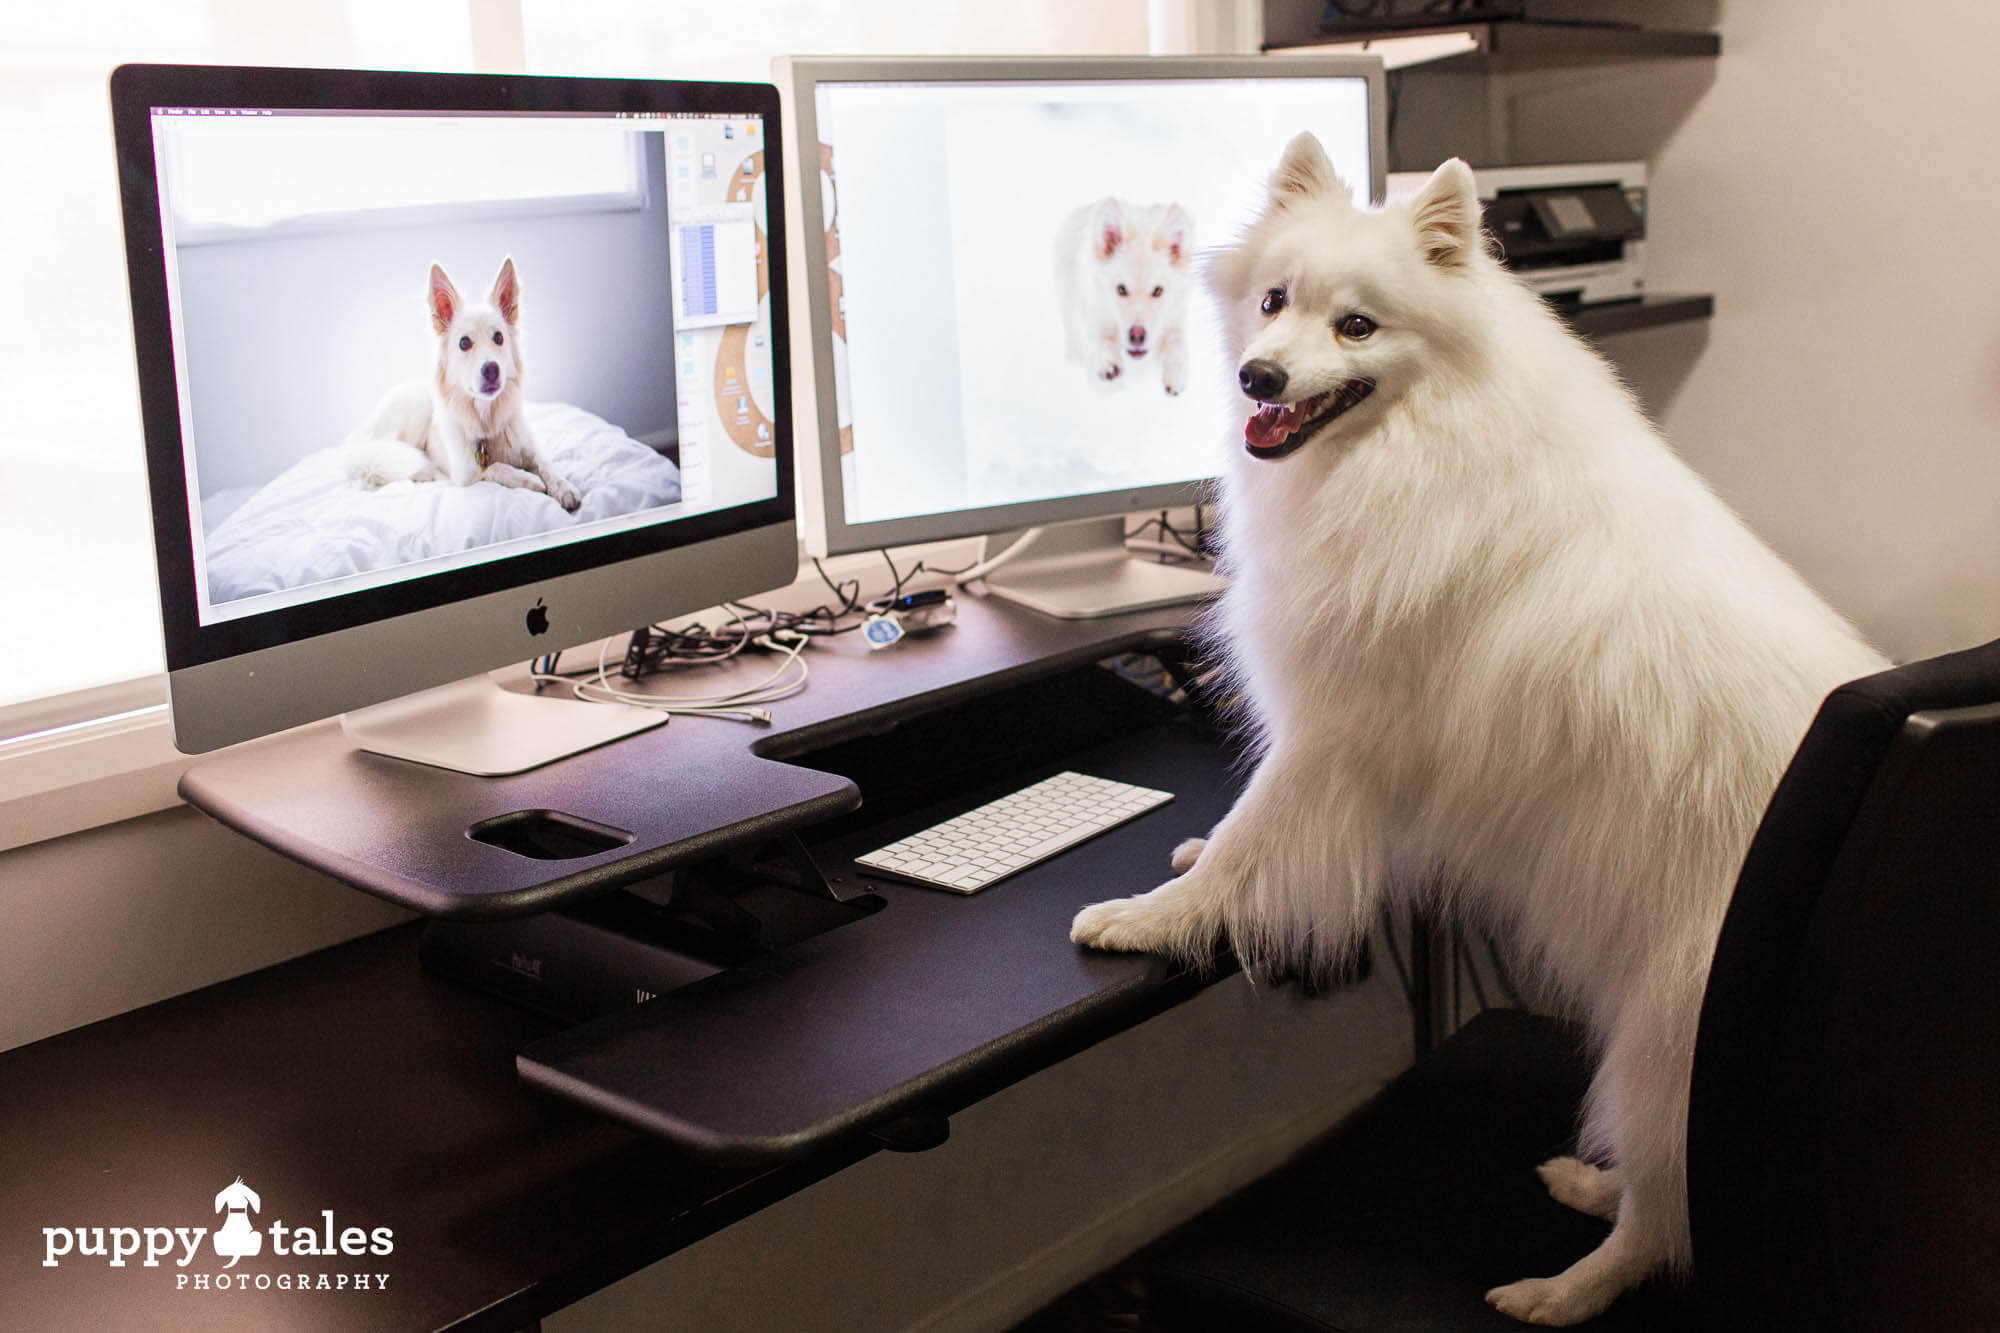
[[346, 257, 580, 511], [168, 118, 691, 611], [1071, 134, 1887, 1324], [1055, 198, 1194, 394]]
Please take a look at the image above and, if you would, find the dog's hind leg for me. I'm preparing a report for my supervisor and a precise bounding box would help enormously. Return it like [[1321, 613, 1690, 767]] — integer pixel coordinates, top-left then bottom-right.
[[1488, 993, 1692, 1323], [1485, 1193, 1673, 1326], [1537, 1157, 1621, 1222]]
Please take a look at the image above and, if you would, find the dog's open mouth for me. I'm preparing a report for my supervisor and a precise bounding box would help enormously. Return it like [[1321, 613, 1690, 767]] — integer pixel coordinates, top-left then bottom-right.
[[1243, 379, 1375, 460]]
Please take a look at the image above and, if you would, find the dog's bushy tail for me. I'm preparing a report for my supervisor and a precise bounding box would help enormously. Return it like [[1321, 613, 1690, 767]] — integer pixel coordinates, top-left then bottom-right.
[[342, 437, 436, 488]]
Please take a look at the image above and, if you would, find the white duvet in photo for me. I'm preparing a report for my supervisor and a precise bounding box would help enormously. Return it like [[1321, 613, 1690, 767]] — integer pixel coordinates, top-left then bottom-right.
[[201, 402, 681, 606]]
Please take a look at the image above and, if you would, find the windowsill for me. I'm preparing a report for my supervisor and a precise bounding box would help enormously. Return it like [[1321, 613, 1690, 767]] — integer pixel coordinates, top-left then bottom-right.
[[0, 696, 188, 854], [0, 537, 1001, 854]]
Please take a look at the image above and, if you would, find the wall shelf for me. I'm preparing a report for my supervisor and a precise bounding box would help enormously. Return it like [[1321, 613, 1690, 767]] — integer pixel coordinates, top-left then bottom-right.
[[1561, 292, 1713, 339], [1268, 20, 1719, 72]]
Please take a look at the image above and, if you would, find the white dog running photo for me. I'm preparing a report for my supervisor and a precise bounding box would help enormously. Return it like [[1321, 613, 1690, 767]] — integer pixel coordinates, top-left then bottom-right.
[[1055, 197, 1195, 394], [348, 256, 581, 511], [1070, 134, 1886, 1324]]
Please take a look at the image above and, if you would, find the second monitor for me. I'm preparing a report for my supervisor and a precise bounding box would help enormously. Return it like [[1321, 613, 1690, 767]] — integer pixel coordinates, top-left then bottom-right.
[[780, 54, 1387, 617]]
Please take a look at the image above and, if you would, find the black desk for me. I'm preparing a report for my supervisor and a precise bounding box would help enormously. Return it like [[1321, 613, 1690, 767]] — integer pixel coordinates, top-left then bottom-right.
[[0, 594, 1249, 1330]]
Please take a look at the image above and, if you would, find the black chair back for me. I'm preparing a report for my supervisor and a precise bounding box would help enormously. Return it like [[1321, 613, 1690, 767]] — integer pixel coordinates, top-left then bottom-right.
[[1691, 638, 2000, 1331]]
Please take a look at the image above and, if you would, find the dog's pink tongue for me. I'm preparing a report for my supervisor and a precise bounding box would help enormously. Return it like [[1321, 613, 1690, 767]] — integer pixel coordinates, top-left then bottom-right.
[[1245, 403, 1299, 451]]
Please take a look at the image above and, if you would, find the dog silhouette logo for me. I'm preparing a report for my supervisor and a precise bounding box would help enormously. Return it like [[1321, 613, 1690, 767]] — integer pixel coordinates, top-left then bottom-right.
[[212, 1177, 262, 1268]]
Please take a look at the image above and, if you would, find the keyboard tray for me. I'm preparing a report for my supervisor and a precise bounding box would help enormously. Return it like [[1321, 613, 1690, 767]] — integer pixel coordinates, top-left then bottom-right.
[[517, 713, 1241, 1163]]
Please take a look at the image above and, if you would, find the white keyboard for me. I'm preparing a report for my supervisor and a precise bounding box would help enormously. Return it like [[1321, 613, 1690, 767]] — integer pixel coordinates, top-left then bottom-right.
[[854, 771, 1175, 895]]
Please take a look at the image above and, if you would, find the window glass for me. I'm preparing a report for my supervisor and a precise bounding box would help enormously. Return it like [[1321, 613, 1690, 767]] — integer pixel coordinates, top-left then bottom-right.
[[0, 3, 477, 714]]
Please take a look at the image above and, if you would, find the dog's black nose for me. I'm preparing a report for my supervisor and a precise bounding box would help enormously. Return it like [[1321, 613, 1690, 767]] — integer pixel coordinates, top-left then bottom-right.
[[1239, 359, 1287, 402], [481, 361, 501, 388]]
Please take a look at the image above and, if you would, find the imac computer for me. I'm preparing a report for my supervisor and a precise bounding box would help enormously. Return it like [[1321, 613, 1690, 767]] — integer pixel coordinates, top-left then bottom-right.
[[777, 55, 1386, 617], [111, 64, 796, 774]]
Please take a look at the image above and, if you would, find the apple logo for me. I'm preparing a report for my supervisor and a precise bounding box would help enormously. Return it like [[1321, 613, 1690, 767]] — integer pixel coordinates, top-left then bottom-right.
[[525, 598, 550, 637]]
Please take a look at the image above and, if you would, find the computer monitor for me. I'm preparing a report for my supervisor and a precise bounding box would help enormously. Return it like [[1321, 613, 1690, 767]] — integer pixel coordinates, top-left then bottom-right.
[[778, 55, 1386, 617], [111, 64, 797, 774]]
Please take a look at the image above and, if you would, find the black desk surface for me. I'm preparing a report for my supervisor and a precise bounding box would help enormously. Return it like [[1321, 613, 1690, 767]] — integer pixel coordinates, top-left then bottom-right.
[[1, 593, 1246, 1330], [179, 593, 1195, 919]]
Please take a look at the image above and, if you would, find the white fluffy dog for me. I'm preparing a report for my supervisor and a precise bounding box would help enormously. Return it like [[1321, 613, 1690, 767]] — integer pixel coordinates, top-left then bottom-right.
[[1071, 134, 1885, 1325], [1055, 197, 1196, 394], [348, 257, 580, 511]]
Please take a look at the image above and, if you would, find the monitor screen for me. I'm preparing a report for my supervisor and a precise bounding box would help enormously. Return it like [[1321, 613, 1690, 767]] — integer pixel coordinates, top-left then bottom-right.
[[112, 66, 798, 755], [783, 56, 1385, 558]]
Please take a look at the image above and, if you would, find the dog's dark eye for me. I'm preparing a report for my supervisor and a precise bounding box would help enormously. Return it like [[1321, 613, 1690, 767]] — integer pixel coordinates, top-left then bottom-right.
[[1261, 288, 1286, 316], [492, 331, 504, 346], [458, 335, 472, 351], [1150, 285, 1163, 298], [1116, 283, 1129, 297], [1336, 313, 1377, 340]]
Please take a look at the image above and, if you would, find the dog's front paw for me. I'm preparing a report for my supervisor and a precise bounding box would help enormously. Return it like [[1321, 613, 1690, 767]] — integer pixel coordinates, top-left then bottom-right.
[[1169, 837, 1206, 874], [1071, 890, 1185, 955], [1095, 358, 1122, 383], [549, 478, 581, 511], [1485, 1276, 1609, 1327]]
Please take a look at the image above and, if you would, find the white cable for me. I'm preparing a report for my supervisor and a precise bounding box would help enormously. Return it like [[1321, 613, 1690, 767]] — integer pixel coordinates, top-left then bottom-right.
[[952, 527, 1043, 587], [525, 629, 809, 725]]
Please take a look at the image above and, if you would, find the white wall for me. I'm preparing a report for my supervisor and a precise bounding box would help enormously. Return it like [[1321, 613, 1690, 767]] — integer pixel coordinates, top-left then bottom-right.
[[1388, 0, 2000, 663], [1631, 0, 2000, 661]]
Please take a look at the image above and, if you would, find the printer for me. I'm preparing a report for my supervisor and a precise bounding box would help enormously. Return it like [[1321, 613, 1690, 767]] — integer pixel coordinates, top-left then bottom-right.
[[1388, 161, 1647, 306]]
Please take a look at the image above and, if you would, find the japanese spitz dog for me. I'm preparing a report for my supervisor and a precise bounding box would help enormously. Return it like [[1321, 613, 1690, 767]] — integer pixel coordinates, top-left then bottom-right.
[[1071, 135, 1885, 1324], [1055, 198, 1195, 394], [349, 257, 580, 510]]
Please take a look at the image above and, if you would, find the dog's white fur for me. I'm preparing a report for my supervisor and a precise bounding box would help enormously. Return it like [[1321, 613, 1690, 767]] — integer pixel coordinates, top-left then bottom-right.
[[1071, 136, 1886, 1325], [1055, 198, 1195, 394], [348, 257, 579, 511]]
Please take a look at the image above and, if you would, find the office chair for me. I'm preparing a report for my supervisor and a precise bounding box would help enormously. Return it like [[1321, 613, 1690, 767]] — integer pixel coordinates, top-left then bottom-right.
[[1131, 637, 2000, 1331]]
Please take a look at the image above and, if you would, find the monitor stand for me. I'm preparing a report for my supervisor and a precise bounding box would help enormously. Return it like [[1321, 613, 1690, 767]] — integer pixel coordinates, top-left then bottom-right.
[[339, 673, 665, 777], [978, 517, 1223, 620]]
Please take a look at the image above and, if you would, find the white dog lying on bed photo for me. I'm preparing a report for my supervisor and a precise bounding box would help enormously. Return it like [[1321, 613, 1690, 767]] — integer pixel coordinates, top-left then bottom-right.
[[347, 256, 581, 511], [1070, 135, 1885, 1324]]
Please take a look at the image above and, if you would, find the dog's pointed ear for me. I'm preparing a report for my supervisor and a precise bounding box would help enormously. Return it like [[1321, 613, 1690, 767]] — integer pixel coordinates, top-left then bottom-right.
[[428, 264, 461, 335], [1268, 132, 1349, 211], [1158, 204, 1194, 268], [489, 256, 521, 324], [1409, 159, 1482, 269], [1093, 199, 1126, 260]]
